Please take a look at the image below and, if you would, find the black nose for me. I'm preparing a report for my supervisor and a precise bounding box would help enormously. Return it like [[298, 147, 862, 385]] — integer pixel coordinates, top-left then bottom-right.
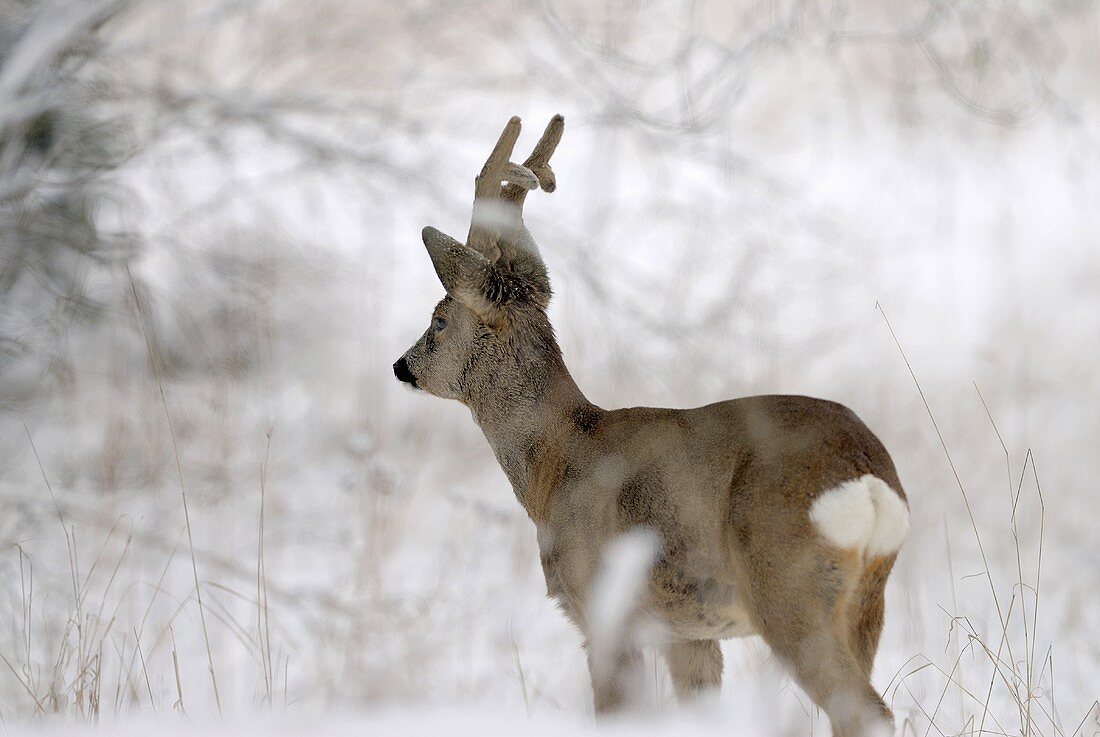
[[393, 357, 417, 387]]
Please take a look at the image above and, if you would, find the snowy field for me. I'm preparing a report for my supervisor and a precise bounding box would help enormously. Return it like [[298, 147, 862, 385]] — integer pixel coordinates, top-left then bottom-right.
[[1, 1, 1098, 734]]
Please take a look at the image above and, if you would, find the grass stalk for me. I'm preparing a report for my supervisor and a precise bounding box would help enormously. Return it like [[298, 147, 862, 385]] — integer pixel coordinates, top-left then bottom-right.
[[126, 263, 222, 715]]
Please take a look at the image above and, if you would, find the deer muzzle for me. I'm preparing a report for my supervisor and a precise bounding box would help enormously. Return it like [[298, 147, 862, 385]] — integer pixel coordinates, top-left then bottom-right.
[[393, 357, 418, 388]]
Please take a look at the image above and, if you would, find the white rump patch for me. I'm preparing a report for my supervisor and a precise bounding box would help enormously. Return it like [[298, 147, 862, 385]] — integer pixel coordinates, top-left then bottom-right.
[[809, 475, 909, 557]]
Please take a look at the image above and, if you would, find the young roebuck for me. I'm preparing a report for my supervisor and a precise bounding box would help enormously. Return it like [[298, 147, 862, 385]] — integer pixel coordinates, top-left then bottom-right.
[[394, 116, 909, 736]]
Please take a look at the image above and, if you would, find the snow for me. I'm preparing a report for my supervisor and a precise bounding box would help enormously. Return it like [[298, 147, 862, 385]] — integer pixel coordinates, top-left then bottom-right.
[[1, 1, 1098, 735]]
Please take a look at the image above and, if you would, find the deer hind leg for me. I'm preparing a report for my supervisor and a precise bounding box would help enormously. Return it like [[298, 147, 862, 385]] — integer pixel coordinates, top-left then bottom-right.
[[780, 626, 892, 737], [664, 639, 723, 703], [748, 552, 894, 737], [850, 556, 893, 679]]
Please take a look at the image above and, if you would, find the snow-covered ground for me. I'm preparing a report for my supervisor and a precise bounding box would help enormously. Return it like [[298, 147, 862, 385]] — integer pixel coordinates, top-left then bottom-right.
[[1, 1, 1098, 734]]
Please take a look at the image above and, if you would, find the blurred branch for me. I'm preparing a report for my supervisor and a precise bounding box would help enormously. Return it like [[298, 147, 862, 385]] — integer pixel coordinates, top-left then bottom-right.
[[0, 0, 127, 132]]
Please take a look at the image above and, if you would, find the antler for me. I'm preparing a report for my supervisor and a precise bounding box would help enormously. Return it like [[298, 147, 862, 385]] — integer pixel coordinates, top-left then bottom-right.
[[466, 115, 564, 263]]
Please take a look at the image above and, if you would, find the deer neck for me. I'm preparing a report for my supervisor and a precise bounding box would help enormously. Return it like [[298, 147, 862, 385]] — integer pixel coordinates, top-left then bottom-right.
[[468, 346, 595, 521]]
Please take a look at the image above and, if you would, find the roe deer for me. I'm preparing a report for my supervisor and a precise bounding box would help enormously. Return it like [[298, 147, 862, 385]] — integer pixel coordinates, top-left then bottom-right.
[[393, 115, 909, 736]]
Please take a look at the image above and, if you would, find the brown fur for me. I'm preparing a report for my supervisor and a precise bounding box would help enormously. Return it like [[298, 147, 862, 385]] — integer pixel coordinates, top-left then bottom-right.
[[395, 116, 908, 736]]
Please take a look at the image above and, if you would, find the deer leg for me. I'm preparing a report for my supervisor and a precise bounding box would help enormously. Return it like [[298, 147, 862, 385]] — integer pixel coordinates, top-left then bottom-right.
[[850, 557, 892, 679], [664, 639, 723, 703], [586, 645, 644, 714], [773, 627, 893, 737], [747, 553, 893, 736], [759, 610, 894, 737]]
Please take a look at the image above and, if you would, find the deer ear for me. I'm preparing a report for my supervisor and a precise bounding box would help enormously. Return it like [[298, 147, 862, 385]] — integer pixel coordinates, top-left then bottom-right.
[[422, 226, 508, 325], [422, 226, 481, 293]]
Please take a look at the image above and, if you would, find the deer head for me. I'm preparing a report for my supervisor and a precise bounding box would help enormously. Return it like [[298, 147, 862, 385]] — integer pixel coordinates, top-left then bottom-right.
[[393, 115, 566, 403]]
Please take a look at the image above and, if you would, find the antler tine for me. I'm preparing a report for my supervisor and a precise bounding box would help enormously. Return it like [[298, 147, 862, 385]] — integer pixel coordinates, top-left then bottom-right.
[[467, 117, 523, 261], [494, 114, 564, 266], [504, 114, 564, 204], [474, 116, 522, 200]]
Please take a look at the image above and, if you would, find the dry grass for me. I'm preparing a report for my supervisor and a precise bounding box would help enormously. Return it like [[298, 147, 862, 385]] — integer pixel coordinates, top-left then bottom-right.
[[0, 356, 1094, 735], [1, 2, 1098, 731], [875, 307, 1092, 737]]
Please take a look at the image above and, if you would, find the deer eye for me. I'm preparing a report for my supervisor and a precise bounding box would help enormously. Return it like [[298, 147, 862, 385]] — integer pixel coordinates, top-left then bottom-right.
[[432, 316, 447, 332]]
